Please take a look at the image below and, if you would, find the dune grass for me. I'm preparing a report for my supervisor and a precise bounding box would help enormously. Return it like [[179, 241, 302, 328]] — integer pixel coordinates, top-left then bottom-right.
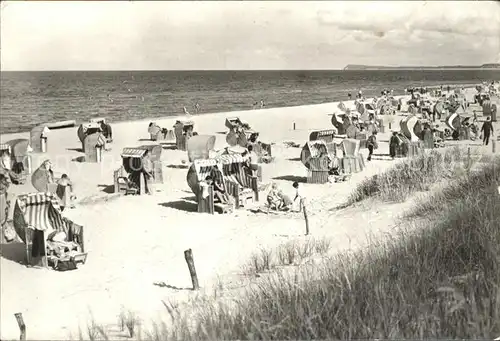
[[341, 146, 485, 207], [143, 154, 499, 340], [83, 152, 500, 340]]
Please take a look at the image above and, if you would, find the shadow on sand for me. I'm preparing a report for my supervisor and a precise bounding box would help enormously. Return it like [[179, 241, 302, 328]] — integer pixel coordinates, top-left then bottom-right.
[[160, 145, 177, 150], [153, 282, 192, 291], [98, 184, 115, 194], [72, 156, 86, 163], [166, 164, 189, 169], [67, 147, 83, 153], [158, 200, 198, 213], [272, 175, 307, 183], [287, 157, 301, 162], [0, 241, 27, 265]]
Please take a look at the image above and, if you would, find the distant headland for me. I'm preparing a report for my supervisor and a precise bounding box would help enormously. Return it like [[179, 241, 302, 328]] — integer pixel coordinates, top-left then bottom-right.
[[343, 63, 500, 70]]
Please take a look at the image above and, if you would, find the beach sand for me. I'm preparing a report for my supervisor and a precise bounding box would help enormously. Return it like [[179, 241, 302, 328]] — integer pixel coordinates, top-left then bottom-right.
[[1, 91, 497, 339]]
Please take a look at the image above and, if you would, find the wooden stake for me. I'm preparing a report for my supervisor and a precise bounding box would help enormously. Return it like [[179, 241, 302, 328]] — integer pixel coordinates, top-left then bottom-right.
[[14, 313, 26, 340], [184, 249, 199, 290], [493, 138, 496, 153], [293, 122, 296, 130], [302, 200, 310, 236], [467, 147, 471, 173]]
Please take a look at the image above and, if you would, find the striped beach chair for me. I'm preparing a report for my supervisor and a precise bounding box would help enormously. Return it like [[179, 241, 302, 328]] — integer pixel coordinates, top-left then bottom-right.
[[13, 192, 86, 269], [188, 154, 259, 213]]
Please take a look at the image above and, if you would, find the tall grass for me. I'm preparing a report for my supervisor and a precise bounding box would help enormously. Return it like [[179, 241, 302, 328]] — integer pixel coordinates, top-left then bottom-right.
[[145, 155, 499, 340], [83, 153, 500, 340], [342, 146, 481, 206]]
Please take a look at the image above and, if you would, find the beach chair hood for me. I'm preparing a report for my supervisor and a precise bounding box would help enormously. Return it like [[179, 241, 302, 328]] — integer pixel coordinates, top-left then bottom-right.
[[77, 123, 102, 143], [5, 139, 32, 163], [31, 161, 54, 192], [400, 115, 423, 142], [12, 192, 79, 243], [84, 132, 106, 146], [121, 147, 147, 173], [342, 139, 361, 156], [445, 113, 461, 131], [187, 135, 216, 162], [301, 140, 336, 169], [186, 154, 250, 194]]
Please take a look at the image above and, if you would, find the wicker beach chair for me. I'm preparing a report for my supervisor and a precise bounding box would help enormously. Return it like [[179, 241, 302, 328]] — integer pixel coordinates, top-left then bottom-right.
[[30, 125, 50, 153], [12, 192, 87, 270], [187, 154, 259, 213], [83, 132, 106, 163], [187, 135, 216, 162], [309, 129, 336, 143]]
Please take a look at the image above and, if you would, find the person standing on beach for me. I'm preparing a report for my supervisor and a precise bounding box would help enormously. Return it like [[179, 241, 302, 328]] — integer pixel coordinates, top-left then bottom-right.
[[366, 131, 378, 161], [245, 145, 260, 177], [142, 150, 154, 195], [389, 132, 400, 159], [481, 117, 494, 146]]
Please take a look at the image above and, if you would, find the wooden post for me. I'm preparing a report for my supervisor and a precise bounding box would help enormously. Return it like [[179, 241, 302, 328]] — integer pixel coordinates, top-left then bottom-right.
[[389, 122, 392, 130], [493, 139, 496, 153], [302, 201, 310, 236], [14, 313, 26, 340], [467, 147, 471, 173], [184, 249, 200, 290], [293, 122, 296, 130]]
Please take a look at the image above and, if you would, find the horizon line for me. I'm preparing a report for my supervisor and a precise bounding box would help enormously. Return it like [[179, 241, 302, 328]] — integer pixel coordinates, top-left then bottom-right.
[[2, 67, 499, 72]]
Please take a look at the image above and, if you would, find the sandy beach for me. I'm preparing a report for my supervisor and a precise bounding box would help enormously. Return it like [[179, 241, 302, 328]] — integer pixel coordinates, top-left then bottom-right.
[[1, 90, 497, 340]]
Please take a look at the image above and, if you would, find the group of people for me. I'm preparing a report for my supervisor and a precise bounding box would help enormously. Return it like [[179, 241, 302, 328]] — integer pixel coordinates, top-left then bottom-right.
[[266, 181, 304, 212]]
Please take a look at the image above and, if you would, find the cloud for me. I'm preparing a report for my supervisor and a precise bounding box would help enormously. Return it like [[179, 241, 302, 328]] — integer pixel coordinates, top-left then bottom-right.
[[1, 1, 499, 70]]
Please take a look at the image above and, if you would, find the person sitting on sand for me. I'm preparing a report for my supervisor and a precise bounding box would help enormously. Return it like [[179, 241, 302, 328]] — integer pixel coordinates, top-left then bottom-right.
[[267, 183, 283, 210], [277, 189, 292, 211]]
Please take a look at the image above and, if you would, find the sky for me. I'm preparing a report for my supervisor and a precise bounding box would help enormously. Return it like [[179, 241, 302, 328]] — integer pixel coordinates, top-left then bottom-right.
[[1, 1, 499, 71]]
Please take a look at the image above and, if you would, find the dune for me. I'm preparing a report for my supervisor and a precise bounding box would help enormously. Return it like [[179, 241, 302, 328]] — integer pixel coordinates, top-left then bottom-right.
[[0, 89, 497, 340]]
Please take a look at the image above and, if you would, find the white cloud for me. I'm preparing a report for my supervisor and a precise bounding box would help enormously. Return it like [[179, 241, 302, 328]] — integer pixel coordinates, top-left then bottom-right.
[[1, 1, 499, 70]]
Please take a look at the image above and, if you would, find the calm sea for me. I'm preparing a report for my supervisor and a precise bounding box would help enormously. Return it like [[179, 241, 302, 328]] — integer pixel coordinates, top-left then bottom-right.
[[1, 70, 499, 134]]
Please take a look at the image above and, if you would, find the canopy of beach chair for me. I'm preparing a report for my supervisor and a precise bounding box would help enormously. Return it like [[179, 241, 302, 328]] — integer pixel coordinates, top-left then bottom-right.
[[89, 117, 106, 124], [148, 123, 161, 136], [121, 147, 147, 173], [30, 125, 50, 152], [342, 139, 361, 156], [400, 115, 423, 142], [331, 112, 351, 135], [226, 129, 248, 147], [83, 132, 106, 151], [77, 122, 102, 143], [225, 117, 247, 130], [5, 139, 31, 162], [13, 192, 84, 256], [301, 140, 336, 169], [137, 145, 162, 162], [186, 154, 250, 194], [446, 113, 461, 132], [31, 161, 54, 192], [187, 135, 216, 162]]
